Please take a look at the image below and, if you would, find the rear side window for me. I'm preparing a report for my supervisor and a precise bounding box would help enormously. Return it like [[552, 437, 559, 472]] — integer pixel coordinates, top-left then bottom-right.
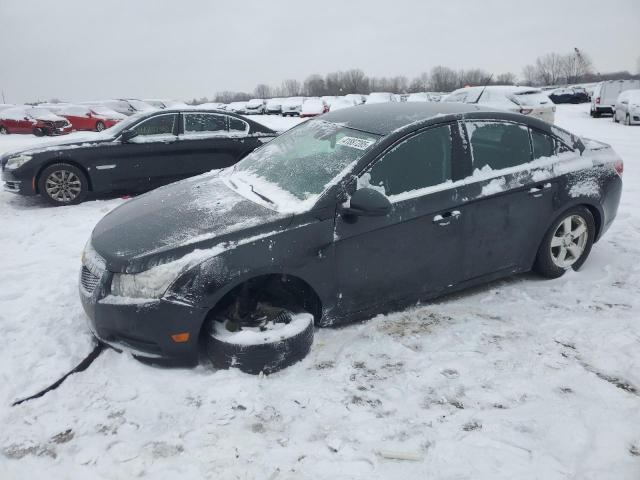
[[466, 121, 531, 171], [229, 116, 249, 133], [531, 130, 554, 160], [183, 113, 226, 134], [362, 125, 452, 197]]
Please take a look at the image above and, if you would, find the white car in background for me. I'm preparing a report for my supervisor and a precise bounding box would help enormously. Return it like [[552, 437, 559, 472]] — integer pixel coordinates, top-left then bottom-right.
[[265, 98, 284, 114], [613, 89, 640, 125], [444, 86, 556, 124], [194, 102, 226, 110], [300, 98, 328, 117], [328, 97, 357, 111], [281, 97, 305, 116], [591, 80, 640, 117], [406, 92, 441, 103], [79, 99, 154, 116], [245, 99, 266, 114], [344, 93, 366, 105], [143, 99, 188, 109], [366, 92, 396, 104], [227, 102, 248, 114]]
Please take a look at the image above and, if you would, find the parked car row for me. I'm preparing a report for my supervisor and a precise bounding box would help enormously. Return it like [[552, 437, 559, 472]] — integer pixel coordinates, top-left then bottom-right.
[[546, 86, 590, 104], [590, 80, 640, 119]]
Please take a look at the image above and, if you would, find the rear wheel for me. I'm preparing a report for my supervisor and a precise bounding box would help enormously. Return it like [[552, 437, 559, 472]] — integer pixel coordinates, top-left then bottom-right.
[[534, 207, 595, 278], [38, 163, 89, 206], [95, 121, 105, 132], [0, 126, 8, 134]]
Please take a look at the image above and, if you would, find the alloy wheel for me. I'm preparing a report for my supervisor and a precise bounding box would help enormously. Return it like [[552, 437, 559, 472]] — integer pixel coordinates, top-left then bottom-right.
[[0, 126, 7, 134], [550, 215, 589, 268], [96, 121, 105, 132], [45, 170, 82, 203]]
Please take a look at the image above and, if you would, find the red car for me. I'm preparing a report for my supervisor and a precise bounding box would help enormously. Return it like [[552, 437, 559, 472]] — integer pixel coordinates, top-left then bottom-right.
[[57, 105, 125, 132], [0, 107, 72, 136]]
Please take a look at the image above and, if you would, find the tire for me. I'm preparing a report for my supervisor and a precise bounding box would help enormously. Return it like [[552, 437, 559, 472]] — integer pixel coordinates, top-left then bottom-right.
[[206, 310, 314, 375], [37, 163, 89, 206], [95, 121, 105, 132], [534, 206, 595, 279], [0, 126, 8, 134], [33, 127, 45, 137], [613, 112, 618, 123], [625, 114, 631, 126], [592, 110, 601, 118]]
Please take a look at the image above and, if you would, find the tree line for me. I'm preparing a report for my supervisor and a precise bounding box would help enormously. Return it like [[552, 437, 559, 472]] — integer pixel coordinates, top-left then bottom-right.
[[188, 49, 638, 104]]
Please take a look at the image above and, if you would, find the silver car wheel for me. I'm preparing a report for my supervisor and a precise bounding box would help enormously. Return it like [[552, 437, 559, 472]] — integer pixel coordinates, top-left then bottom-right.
[[550, 215, 589, 268], [45, 170, 82, 203]]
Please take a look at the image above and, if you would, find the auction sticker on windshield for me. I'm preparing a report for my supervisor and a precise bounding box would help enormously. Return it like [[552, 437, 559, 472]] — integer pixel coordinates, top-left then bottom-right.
[[337, 136, 375, 150]]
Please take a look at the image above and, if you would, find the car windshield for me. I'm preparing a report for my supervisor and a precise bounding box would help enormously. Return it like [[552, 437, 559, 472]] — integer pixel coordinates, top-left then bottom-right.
[[28, 108, 54, 117], [91, 106, 117, 116], [128, 100, 154, 111], [232, 120, 380, 211]]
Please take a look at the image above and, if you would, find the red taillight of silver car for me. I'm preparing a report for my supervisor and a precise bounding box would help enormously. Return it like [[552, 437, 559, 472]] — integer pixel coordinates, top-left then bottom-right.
[[614, 159, 624, 177]]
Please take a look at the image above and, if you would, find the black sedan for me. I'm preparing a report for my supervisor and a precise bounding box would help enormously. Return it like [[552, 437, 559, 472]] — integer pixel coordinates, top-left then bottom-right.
[[79, 103, 623, 372], [1, 109, 276, 205]]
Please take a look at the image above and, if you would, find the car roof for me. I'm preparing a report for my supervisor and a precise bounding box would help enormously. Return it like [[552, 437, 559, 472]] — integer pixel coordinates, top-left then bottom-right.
[[320, 102, 489, 135]]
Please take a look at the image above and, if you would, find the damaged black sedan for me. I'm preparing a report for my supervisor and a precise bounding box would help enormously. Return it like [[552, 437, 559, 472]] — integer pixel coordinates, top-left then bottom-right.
[[79, 103, 623, 374]]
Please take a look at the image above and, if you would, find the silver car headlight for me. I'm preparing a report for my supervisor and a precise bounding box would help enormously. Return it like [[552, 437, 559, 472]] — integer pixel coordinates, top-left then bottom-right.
[[111, 268, 177, 299], [5, 154, 32, 170]]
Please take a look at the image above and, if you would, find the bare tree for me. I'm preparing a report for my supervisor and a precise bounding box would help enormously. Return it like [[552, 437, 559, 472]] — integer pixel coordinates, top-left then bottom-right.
[[534, 53, 564, 86], [303, 74, 326, 96], [495, 72, 517, 85], [253, 84, 272, 99], [458, 69, 491, 87], [521, 65, 537, 85], [280, 79, 301, 97], [325, 71, 344, 95], [430, 66, 459, 92], [342, 69, 369, 93], [560, 49, 593, 84], [408, 72, 430, 93]]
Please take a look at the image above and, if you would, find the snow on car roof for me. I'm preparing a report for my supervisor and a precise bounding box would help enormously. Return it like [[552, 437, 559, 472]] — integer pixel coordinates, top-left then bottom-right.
[[320, 102, 487, 135]]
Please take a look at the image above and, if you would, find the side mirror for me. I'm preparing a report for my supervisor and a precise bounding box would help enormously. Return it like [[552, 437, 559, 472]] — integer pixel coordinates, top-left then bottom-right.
[[120, 130, 138, 143], [341, 188, 392, 217]]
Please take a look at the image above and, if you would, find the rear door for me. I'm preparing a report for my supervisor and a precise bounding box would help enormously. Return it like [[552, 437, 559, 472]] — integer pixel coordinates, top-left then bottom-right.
[[457, 120, 559, 279], [173, 112, 247, 177]]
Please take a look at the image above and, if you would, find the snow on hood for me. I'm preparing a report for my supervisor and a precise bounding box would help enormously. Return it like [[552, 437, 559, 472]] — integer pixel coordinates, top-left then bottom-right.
[[301, 99, 325, 114], [90, 172, 291, 273]]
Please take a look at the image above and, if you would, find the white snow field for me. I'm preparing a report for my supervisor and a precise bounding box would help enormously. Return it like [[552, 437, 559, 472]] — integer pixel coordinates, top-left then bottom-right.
[[0, 106, 638, 479]]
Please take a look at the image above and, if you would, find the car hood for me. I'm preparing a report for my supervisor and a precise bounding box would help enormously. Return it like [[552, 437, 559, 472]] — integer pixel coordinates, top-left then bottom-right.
[[91, 174, 291, 273], [0, 134, 116, 162]]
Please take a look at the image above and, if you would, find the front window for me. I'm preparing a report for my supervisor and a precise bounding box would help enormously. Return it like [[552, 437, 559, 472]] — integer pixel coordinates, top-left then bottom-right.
[[132, 114, 177, 137], [359, 125, 453, 197], [510, 91, 551, 106], [232, 120, 380, 208]]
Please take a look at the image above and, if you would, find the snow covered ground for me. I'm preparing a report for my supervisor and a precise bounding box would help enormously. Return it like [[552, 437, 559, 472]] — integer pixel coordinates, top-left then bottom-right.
[[0, 106, 638, 479]]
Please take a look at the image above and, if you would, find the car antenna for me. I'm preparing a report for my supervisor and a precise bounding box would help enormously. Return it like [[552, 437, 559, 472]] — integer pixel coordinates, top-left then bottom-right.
[[473, 74, 494, 103]]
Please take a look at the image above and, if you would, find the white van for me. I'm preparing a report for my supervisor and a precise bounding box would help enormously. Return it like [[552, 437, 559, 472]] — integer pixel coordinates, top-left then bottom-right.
[[590, 80, 640, 117]]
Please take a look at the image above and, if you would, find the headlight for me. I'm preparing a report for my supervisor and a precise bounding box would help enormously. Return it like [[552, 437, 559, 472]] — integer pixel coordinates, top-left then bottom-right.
[[5, 154, 32, 170], [111, 264, 179, 299]]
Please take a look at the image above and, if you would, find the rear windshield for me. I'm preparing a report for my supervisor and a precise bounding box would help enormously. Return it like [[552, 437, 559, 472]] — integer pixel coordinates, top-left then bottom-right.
[[510, 92, 551, 106]]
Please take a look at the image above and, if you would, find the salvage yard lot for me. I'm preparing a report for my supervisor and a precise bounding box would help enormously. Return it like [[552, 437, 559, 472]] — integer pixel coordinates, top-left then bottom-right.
[[0, 105, 639, 479]]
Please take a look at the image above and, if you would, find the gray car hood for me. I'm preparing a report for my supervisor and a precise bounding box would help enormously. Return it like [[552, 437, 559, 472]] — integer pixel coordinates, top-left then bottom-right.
[[91, 174, 289, 273]]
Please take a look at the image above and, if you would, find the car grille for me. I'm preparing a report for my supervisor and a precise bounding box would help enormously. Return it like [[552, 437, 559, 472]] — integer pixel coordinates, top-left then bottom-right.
[[54, 121, 67, 128], [80, 266, 101, 294]]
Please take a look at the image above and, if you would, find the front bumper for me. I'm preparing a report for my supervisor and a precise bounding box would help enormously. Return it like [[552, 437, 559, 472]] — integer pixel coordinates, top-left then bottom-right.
[[1, 169, 36, 195], [79, 267, 208, 365]]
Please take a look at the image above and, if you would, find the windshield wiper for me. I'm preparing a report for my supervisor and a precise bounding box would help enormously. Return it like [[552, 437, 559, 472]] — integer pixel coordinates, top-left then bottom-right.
[[249, 184, 275, 205]]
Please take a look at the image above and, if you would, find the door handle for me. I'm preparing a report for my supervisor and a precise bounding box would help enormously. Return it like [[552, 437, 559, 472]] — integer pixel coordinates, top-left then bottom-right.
[[433, 210, 462, 226], [528, 182, 551, 197]]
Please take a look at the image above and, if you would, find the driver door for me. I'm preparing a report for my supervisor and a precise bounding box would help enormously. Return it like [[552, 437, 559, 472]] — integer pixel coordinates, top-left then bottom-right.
[[333, 123, 468, 316], [102, 113, 183, 191]]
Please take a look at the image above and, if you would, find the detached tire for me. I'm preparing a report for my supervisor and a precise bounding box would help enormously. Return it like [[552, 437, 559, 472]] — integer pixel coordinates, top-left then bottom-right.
[[38, 163, 89, 205], [534, 206, 595, 279], [206, 312, 314, 375]]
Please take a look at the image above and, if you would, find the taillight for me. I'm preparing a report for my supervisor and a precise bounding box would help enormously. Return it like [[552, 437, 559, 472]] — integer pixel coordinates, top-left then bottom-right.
[[614, 159, 624, 177], [596, 97, 601, 104], [519, 108, 533, 115]]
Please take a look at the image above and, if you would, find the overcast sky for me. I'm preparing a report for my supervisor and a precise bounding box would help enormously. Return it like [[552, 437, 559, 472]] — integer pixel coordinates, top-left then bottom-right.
[[1, 0, 638, 103]]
